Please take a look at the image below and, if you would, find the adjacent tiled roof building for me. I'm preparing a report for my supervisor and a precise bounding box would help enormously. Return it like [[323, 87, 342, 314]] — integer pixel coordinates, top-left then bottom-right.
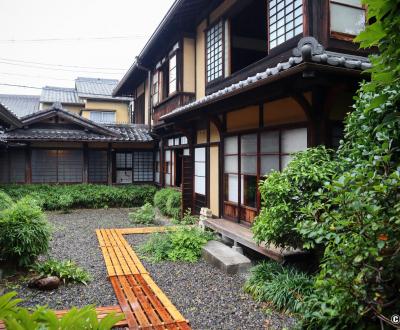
[[0, 94, 40, 118], [40, 86, 83, 105], [75, 77, 131, 101]]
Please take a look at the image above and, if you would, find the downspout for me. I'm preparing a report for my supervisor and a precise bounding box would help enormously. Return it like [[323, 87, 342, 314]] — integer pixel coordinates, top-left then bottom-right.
[[135, 57, 152, 130]]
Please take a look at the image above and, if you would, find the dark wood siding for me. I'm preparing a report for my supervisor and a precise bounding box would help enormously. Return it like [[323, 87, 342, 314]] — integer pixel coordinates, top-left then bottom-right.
[[181, 154, 193, 216]]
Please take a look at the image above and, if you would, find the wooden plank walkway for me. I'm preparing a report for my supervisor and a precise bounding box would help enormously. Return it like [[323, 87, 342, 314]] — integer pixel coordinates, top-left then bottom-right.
[[96, 227, 191, 330], [0, 226, 189, 330]]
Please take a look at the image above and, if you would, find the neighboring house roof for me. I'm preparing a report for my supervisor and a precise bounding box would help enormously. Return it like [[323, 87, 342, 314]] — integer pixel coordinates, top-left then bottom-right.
[[40, 86, 83, 105], [0, 102, 23, 128], [0, 94, 40, 118], [6, 102, 151, 143], [161, 37, 372, 120], [75, 77, 131, 101]]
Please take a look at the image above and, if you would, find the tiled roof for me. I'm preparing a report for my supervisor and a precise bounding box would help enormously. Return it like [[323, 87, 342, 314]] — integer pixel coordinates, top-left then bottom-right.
[[75, 77, 131, 101], [0, 94, 40, 118], [161, 37, 372, 120], [6, 103, 152, 143], [6, 125, 152, 143], [40, 86, 83, 105]]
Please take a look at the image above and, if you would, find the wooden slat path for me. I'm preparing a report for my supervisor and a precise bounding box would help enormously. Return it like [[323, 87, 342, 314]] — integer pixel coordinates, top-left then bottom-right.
[[0, 226, 188, 330], [0, 306, 127, 330], [96, 227, 191, 330]]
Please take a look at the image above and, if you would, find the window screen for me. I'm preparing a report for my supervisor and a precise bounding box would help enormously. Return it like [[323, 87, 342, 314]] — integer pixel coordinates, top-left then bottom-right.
[[32, 150, 58, 183], [9, 150, 26, 183], [133, 151, 153, 182], [88, 150, 108, 183], [269, 0, 303, 49], [206, 21, 224, 82], [58, 150, 83, 183]]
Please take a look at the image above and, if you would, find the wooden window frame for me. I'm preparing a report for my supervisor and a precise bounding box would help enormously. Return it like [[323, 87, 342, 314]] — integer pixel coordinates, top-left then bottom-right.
[[329, 0, 367, 42], [89, 111, 116, 124], [222, 124, 308, 223], [168, 52, 178, 97], [205, 20, 225, 84], [152, 71, 160, 106]]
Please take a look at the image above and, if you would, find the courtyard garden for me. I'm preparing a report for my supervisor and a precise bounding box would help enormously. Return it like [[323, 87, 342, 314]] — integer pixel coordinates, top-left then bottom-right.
[[0, 185, 296, 329]]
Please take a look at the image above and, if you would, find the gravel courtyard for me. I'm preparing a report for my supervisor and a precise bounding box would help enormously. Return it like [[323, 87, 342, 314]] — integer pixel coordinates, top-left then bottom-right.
[[1, 208, 295, 329]]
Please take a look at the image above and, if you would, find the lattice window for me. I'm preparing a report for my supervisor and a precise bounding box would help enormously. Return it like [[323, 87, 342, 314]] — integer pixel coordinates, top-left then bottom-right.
[[58, 150, 83, 183], [194, 148, 206, 195], [169, 54, 177, 95], [155, 151, 160, 183], [89, 111, 116, 124], [88, 150, 108, 183], [269, 0, 303, 49], [206, 21, 224, 83], [133, 151, 153, 182], [152, 71, 160, 105]]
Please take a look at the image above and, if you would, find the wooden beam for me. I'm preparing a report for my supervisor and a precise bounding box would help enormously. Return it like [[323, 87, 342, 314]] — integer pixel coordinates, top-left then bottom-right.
[[107, 143, 113, 186]]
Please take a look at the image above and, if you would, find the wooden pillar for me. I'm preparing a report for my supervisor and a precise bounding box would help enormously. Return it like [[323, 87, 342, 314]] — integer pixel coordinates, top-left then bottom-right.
[[83, 143, 88, 183], [107, 143, 113, 185], [25, 144, 32, 184]]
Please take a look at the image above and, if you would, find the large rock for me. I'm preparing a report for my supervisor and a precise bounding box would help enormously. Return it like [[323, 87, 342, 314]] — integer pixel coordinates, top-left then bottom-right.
[[202, 240, 251, 275], [29, 276, 61, 291]]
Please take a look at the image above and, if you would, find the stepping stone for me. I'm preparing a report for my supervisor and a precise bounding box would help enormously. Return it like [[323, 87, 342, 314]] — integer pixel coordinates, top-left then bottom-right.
[[202, 240, 251, 275]]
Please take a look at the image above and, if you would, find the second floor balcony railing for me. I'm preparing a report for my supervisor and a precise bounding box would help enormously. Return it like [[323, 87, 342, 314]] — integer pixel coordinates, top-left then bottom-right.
[[153, 92, 195, 125]]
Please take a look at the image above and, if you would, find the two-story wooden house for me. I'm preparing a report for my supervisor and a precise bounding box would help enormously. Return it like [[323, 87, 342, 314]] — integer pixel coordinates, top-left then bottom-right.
[[113, 0, 371, 253]]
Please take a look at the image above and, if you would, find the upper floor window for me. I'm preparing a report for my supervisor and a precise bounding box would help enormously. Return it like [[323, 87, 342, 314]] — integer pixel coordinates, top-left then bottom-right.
[[152, 71, 160, 105], [89, 111, 116, 124], [330, 0, 365, 36], [269, 0, 303, 49], [206, 21, 224, 83], [169, 54, 177, 95]]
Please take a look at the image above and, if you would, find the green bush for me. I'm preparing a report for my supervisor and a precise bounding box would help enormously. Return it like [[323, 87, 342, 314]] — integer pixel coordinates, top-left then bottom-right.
[[173, 208, 198, 225], [0, 184, 157, 211], [0, 197, 50, 267], [0, 291, 124, 329], [244, 261, 313, 313], [168, 227, 213, 262], [253, 147, 339, 249], [139, 227, 213, 263], [33, 259, 91, 285], [297, 2, 400, 328], [154, 188, 182, 218], [138, 233, 172, 262], [165, 190, 181, 218], [0, 190, 13, 211], [129, 203, 156, 225], [153, 188, 172, 214]]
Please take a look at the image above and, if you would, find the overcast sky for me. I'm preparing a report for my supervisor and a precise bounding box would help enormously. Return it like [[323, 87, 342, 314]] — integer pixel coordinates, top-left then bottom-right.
[[0, 0, 175, 95]]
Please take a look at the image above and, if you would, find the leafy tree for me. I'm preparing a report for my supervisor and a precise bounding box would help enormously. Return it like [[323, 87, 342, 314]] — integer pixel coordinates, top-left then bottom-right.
[[298, 1, 400, 328]]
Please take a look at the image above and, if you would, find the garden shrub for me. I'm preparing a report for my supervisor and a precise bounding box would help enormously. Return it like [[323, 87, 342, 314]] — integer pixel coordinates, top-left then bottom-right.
[[0, 197, 50, 267], [139, 227, 213, 263], [252, 146, 339, 249], [244, 261, 313, 313], [0, 291, 124, 329], [173, 208, 198, 225], [165, 190, 181, 218], [138, 233, 172, 262], [296, 2, 400, 328], [0, 190, 13, 211], [154, 188, 181, 218], [129, 203, 155, 225], [33, 259, 91, 285], [0, 184, 157, 211], [167, 227, 213, 262]]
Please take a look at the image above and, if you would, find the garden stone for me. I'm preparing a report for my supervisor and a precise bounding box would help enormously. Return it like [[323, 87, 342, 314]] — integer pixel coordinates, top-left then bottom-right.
[[30, 276, 61, 291]]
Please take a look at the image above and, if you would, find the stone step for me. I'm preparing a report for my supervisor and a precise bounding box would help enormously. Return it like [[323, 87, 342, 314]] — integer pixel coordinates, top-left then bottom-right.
[[202, 240, 252, 275]]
